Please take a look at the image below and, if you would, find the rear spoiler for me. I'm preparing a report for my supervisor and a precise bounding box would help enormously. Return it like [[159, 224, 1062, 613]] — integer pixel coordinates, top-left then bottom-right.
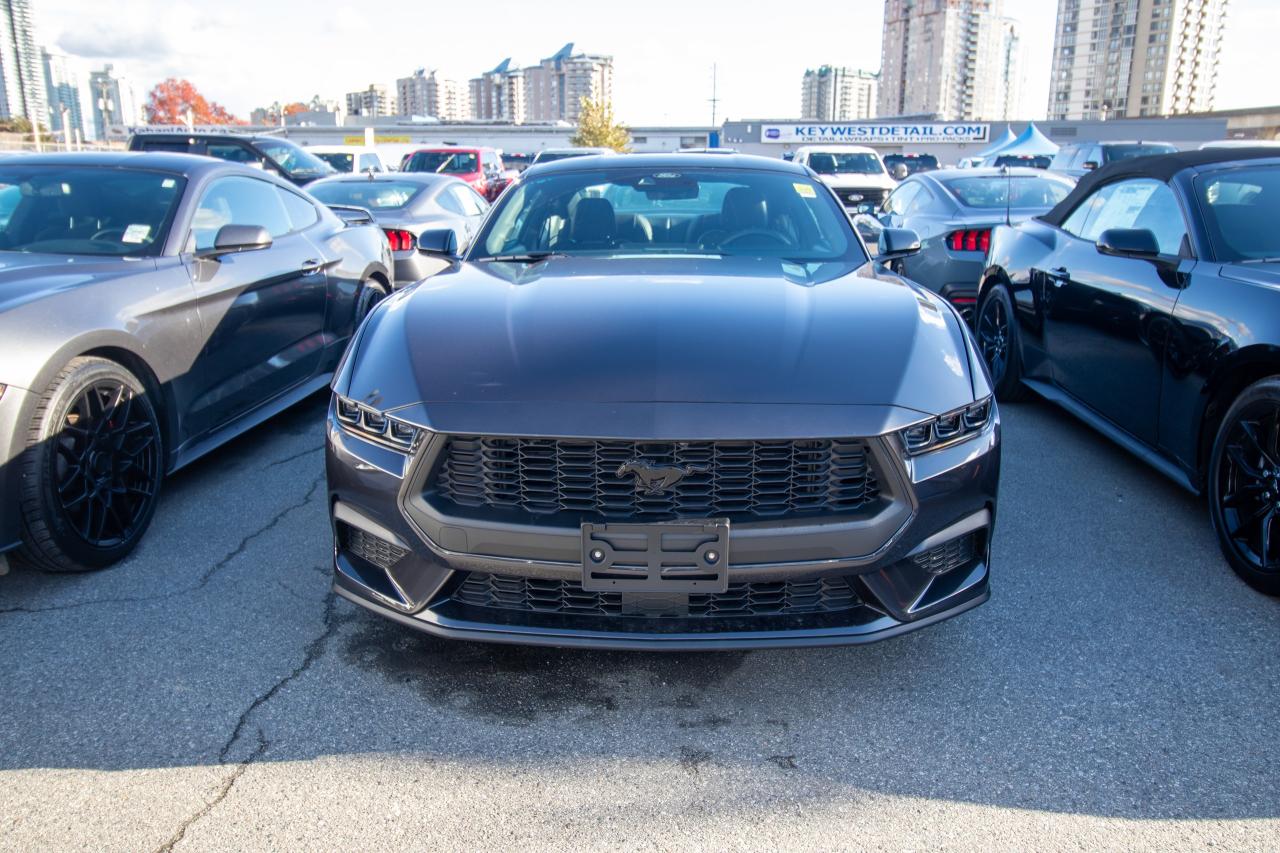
[[326, 204, 376, 227]]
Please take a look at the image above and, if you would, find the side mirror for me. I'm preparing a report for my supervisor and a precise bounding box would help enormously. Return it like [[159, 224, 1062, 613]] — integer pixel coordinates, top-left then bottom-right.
[[417, 228, 459, 258], [877, 227, 922, 261], [1097, 227, 1160, 259], [197, 224, 272, 258]]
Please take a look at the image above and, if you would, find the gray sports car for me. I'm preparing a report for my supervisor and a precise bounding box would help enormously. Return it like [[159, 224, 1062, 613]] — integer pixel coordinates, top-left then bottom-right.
[[307, 173, 489, 286], [855, 167, 1074, 320], [0, 152, 391, 573]]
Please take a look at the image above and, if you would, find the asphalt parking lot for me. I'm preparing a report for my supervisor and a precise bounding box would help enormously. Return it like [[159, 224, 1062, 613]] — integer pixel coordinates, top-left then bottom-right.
[[1, 395, 1276, 851]]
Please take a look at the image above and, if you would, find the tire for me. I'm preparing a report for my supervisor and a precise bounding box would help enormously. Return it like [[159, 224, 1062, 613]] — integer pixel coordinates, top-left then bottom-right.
[[974, 284, 1031, 402], [1208, 377, 1280, 595], [354, 277, 389, 324], [16, 357, 164, 573]]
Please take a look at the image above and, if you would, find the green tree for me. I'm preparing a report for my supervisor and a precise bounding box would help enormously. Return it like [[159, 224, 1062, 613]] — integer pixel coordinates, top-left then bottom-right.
[[570, 97, 630, 151]]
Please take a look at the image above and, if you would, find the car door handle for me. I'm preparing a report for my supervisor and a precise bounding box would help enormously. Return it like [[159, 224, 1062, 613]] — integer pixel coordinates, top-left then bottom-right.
[[300, 259, 324, 276], [1048, 266, 1070, 287]]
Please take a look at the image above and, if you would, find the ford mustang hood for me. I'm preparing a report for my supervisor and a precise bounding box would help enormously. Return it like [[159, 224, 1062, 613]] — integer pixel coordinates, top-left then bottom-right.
[[0, 253, 154, 314], [344, 256, 976, 427]]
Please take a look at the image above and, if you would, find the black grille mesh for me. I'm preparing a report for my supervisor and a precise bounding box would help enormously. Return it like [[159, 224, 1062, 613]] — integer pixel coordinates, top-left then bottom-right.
[[912, 532, 977, 575], [433, 437, 880, 521], [452, 573, 861, 618], [342, 525, 409, 571]]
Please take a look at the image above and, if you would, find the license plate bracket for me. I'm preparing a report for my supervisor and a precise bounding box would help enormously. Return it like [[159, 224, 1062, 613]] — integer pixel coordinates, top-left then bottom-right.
[[581, 519, 729, 593]]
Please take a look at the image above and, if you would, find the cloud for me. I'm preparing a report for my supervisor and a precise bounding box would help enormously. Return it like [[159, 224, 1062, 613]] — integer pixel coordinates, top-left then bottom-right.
[[54, 21, 176, 62]]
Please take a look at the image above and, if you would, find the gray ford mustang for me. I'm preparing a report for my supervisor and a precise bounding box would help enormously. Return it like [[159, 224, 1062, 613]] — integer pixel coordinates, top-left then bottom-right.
[[0, 152, 391, 572], [326, 153, 1000, 650]]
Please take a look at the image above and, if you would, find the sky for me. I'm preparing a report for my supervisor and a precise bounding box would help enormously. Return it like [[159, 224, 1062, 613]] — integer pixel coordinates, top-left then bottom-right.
[[34, 0, 1278, 125]]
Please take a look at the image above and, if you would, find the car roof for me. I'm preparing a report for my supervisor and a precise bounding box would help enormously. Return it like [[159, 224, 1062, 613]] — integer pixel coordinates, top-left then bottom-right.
[[131, 131, 285, 145], [922, 166, 1069, 180], [0, 150, 242, 177], [1041, 147, 1280, 227], [408, 146, 492, 154], [309, 171, 460, 188], [306, 144, 376, 153], [794, 145, 879, 155], [522, 151, 809, 177]]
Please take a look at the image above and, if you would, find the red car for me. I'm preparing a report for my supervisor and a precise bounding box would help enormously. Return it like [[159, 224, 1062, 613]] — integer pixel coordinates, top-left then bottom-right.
[[402, 146, 507, 201]]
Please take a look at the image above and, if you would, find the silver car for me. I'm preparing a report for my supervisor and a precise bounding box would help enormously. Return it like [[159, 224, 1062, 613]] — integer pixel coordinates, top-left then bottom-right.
[[307, 173, 489, 286], [855, 167, 1075, 321]]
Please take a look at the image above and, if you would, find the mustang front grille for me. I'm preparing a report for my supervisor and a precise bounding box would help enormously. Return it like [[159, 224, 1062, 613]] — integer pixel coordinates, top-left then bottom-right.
[[430, 436, 881, 521], [451, 572, 862, 618]]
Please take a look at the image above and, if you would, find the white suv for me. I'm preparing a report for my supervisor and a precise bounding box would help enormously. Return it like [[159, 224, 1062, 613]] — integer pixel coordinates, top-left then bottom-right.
[[791, 145, 896, 210]]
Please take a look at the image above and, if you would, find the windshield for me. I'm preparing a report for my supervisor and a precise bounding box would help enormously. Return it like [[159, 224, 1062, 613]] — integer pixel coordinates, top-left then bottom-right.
[[1197, 164, 1280, 262], [994, 155, 1052, 169], [470, 166, 862, 263], [534, 151, 597, 164], [257, 139, 335, 177], [0, 165, 185, 256], [309, 180, 426, 211], [405, 151, 478, 175], [942, 174, 1074, 209], [1106, 143, 1177, 163], [312, 152, 355, 172], [884, 154, 939, 174], [807, 152, 884, 176]]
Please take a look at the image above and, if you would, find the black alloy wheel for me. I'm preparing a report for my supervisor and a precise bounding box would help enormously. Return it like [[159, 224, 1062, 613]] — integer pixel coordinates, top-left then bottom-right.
[[355, 278, 389, 324], [975, 285, 1029, 401], [18, 357, 163, 572], [1210, 378, 1280, 595]]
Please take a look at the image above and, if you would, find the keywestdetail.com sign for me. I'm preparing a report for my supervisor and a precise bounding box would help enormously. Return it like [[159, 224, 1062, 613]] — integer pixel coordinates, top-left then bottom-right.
[[762, 123, 990, 145]]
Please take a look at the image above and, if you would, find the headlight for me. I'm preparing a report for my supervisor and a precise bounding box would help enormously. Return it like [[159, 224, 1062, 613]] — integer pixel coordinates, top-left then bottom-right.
[[898, 397, 993, 456], [334, 395, 421, 453]]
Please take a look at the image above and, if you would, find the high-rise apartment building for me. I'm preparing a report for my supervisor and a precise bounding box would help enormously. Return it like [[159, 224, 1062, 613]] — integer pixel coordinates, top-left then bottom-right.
[[469, 58, 525, 122], [1047, 0, 1227, 119], [0, 0, 45, 124], [396, 68, 469, 121], [345, 84, 395, 118], [87, 64, 139, 138], [523, 43, 613, 123], [800, 66, 879, 120], [42, 48, 89, 139], [997, 18, 1022, 119], [878, 0, 1014, 120]]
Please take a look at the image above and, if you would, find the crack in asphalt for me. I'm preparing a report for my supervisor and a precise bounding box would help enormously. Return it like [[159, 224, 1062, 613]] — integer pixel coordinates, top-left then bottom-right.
[[155, 728, 269, 853], [219, 591, 345, 764], [261, 445, 324, 472], [0, 474, 327, 617]]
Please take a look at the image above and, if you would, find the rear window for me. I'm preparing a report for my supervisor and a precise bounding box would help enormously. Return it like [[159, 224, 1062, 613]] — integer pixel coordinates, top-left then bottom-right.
[[1104, 143, 1177, 163], [0, 165, 185, 256], [313, 152, 355, 172], [405, 151, 478, 174], [308, 180, 427, 210], [941, 175, 1074, 209], [884, 154, 939, 174]]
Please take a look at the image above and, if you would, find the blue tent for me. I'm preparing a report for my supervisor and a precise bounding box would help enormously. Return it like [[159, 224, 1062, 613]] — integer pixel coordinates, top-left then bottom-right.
[[975, 126, 1018, 158], [984, 123, 1058, 162]]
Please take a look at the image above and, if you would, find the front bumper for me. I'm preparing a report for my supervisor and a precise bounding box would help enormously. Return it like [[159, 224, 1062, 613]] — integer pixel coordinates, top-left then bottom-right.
[[325, 405, 999, 650]]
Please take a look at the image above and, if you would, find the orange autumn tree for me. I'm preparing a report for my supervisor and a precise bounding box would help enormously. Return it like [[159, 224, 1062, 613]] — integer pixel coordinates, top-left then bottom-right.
[[145, 79, 242, 125]]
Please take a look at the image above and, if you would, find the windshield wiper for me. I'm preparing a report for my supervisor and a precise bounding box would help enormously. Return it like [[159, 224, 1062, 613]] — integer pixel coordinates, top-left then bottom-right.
[[476, 251, 568, 263]]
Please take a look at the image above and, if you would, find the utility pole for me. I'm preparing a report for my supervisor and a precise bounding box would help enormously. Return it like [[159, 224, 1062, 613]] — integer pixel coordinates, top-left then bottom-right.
[[708, 64, 720, 128]]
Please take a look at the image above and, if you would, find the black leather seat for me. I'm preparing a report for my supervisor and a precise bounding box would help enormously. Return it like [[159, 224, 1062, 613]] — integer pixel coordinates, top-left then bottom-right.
[[567, 197, 618, 249]]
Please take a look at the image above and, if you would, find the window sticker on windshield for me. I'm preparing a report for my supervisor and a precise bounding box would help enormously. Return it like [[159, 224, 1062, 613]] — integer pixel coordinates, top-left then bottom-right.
[[793, 182, 817, 198], [161, 178, 176, 189], [122, 224, 151, 244]]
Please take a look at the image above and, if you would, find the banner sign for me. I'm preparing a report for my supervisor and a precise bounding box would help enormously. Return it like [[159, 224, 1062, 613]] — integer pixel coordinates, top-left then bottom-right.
[[761, 123, 989, 145], [344, 135, 411, 145]]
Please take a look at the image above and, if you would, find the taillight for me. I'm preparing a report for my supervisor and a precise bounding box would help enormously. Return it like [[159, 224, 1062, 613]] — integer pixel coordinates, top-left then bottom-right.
[[383, 229, 415, 251], [946, 228, 991, 253]]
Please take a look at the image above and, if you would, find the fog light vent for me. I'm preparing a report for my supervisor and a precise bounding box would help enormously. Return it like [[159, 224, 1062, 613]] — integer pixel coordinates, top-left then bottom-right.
[[912, 532, 977, 576], [342, 524, 409, 571]]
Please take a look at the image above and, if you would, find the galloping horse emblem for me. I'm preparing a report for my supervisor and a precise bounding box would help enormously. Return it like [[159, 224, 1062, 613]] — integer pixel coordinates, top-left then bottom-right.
[[615, 459, 709, 495]]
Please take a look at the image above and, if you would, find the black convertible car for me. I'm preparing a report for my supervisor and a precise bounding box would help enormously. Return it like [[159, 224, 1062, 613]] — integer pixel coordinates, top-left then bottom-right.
[[0, 153, 392, 572], [327, 153, 1001, 649], [976, 148, 1280, 594]]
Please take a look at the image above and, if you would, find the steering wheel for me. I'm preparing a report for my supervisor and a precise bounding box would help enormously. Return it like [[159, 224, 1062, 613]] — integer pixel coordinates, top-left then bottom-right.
[[718, 229, 795, 250], [90, 227, 127, 242]]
